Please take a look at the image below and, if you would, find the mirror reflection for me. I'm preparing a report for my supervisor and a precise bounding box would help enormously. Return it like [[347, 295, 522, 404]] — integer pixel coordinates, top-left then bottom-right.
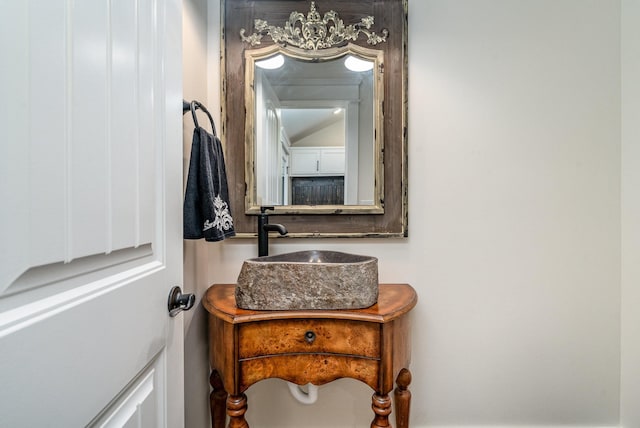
[[246, 45, 384, 214]]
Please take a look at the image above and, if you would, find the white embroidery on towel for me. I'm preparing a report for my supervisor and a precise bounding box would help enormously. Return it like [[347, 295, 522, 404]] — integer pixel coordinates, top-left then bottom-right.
[[203, 195, 234, 232]]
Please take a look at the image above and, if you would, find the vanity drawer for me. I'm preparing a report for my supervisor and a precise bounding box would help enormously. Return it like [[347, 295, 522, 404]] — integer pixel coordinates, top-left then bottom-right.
[[239, 354, 380, 392], [238, 319, 380, 359]]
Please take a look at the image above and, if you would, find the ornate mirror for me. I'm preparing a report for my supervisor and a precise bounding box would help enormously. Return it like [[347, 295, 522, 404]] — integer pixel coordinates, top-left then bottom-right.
[[245, 43, 384, 214], [222, 0, 407, 237]]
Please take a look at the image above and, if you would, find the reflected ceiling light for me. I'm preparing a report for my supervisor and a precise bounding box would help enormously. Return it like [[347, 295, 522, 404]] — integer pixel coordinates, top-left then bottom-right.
[[256, 54, 285, 69], [333, 108, 343, 115], [344, 56, 374, 72]]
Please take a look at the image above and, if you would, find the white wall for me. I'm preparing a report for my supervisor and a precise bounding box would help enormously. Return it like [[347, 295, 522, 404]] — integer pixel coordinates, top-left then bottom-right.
[[409, 1, 620, 424], [620, 0, 640, 427], [293, 120, 345, 147], [189, 0, 624, 426], [182, 1, 214, 427]]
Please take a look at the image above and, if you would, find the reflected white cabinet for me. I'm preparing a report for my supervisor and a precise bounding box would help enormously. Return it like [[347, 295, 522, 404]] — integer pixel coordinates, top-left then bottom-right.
[[290, 147, 345, 176]]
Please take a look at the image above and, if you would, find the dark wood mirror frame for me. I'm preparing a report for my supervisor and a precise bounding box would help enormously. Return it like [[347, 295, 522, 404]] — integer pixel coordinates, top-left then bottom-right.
[[221, 0, 407, 238]]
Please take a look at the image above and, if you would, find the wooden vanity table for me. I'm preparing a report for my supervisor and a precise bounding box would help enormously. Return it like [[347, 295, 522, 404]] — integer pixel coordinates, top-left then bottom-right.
[[203, 283, 417, 428]]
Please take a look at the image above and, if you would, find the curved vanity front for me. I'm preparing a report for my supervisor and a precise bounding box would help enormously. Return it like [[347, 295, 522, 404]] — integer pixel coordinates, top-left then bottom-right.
[[203, 283, 417, 428]]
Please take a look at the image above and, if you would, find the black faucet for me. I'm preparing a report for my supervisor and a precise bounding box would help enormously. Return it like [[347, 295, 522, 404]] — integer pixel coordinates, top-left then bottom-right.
[[258, 206, 287, 257]]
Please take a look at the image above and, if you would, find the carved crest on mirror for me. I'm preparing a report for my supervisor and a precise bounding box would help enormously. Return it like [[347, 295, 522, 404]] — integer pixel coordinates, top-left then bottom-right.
[[240, 1, 388, 50]]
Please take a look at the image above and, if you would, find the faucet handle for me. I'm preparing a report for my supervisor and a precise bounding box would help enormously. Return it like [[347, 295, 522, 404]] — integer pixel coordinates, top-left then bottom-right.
[[260, 206, 275, 214]]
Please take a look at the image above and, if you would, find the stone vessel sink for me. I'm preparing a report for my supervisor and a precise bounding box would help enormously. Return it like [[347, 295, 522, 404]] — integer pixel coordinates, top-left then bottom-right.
[[235, 250, 378, 310]]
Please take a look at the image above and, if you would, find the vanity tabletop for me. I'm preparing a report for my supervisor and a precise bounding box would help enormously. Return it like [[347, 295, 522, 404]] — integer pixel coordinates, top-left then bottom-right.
[[203, 283, 417, 324]]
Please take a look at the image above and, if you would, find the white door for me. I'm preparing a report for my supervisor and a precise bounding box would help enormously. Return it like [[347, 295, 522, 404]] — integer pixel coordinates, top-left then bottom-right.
[[0, 1, 184, 427]]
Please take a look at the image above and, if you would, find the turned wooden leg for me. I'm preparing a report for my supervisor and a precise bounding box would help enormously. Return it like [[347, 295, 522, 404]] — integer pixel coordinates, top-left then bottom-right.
[[209, 370, 228, 428], [370, 393, 392, 428], [394, 368, 412, 428], [226, 394, 249, 428]]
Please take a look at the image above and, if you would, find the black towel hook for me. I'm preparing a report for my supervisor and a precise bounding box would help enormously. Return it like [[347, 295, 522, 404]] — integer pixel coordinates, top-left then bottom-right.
[[183, 99, 217, 136]]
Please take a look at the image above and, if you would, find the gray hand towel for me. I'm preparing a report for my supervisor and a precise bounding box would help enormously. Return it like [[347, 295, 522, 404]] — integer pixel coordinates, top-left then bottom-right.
[[184, 125, 235, 241]]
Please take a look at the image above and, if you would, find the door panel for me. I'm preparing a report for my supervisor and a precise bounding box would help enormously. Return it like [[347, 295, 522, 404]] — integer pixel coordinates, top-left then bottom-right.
[[90, 360, 164, 428], [0, 0, 183, 426]]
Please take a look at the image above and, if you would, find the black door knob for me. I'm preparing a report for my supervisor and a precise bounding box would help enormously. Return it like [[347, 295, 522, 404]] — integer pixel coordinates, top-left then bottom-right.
[[168, 286, 195, 317]]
